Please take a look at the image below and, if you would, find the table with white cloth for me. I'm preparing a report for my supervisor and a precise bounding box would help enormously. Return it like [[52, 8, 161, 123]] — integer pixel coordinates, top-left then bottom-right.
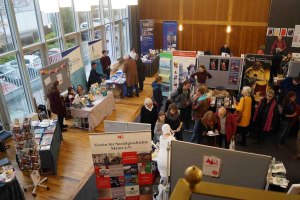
[[70, 92, 116, 131]]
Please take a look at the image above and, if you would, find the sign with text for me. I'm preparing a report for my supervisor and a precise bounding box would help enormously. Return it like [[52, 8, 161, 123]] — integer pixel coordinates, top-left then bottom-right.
[[140, 19, 154, 55], [89, 131, 152, 200], [163, 21, 178, 50], [202, 155, 222, 178]]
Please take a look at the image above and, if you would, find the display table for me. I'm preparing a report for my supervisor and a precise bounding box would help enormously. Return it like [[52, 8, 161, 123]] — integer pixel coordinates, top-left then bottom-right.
[[70, 92, 116, 131], [0, 158, 25, 200], [37, 123, 62, 175], [106, 70, 127, 99], [143, 55, 159, 77]]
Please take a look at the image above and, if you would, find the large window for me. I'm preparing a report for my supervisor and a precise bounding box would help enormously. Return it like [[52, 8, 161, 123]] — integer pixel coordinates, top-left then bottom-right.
[[42, 13, 59, 40], [114, 22, 121, 59], [14, 0, 40, 46], [0, 1, 14, 53], [105, 24, 112, 57], [122, 19, 129, 55], [60, 7, 76, 34]]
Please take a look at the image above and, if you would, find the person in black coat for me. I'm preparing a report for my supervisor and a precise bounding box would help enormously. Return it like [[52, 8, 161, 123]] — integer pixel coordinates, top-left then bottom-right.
[[269, 49, 283, 85], [152, 76, 163, 113], [220, 43, 231, 55], [165, 103, 183, 141], [140, 98, 158, 139], [88, 62, 102, 90], [135, 54, 145, 92]]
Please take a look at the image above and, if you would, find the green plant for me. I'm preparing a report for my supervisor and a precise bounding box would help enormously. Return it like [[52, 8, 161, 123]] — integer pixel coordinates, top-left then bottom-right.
[[0, 54, 15, 65]]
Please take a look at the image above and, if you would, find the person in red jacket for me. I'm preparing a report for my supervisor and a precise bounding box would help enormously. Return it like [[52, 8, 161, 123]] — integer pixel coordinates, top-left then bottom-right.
[[271, 36, 286, 54], [190, 65, 212, 85], [215, 107, 237, 149]]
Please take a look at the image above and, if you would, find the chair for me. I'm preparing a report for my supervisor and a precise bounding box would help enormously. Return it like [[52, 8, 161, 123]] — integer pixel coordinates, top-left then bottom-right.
[[0, 125, 12, 151]]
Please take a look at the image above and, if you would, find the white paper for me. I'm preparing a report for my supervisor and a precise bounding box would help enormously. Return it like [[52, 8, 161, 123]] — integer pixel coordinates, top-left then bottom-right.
[[292, 25, 300, 47], [44, 76, 51, 86], [56, 73, 63, 85], [203, 155, 222, 178]]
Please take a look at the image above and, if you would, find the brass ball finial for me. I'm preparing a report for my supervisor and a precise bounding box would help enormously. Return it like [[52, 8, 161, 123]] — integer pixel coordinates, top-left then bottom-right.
[[185, 165, 202, 189]]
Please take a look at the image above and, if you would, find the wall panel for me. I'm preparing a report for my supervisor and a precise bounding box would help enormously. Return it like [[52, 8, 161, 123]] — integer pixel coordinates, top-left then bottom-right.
[[182, 0, 194, 20], [154, 23, 163, 49], [181, 24, 194, 50], [168, 0, 180, 20]]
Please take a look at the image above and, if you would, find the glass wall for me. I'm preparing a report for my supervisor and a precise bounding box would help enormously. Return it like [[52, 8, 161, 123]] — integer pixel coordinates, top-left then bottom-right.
[[0, 0, 130, 122]]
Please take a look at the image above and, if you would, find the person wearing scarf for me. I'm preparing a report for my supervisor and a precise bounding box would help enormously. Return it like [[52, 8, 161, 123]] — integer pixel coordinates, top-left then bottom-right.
[[253, 90, 279, 146], [190, 86, 209, 143], [165, 103, 183, 141], [140, 98, 158, 139]]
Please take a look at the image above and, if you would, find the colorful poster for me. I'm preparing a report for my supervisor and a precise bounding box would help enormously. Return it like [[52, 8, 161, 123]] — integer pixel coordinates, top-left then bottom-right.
[[202, 155, 222, 178], [228, 72, 238, 85], [292, 25, 300, 47], [287, 28, 295, 37], [280, 28, 287, 37], [220, 59, 229, 71], [172, 51, 196, 90], [266, 27, 274, 36], [88, 40, 103, 75], [159, 52, 173, 96], [140, 20, 154, 55], [209, 58, 219, 70], [230, 59, 240, 72], [89, 132, 152, 200], [243, 54, 273, 99], [62, 46, 83, 74], [273, 28, 281, 36], [163, 21, 178, 50]]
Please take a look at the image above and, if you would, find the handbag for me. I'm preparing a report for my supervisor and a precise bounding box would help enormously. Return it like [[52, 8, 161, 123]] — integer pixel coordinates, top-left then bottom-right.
[[235, 111, 242, 123], [229, 138, 235, 150]]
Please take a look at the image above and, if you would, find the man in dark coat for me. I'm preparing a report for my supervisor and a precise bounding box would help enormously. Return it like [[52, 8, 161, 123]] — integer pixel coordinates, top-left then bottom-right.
[[220, 43, 231, 55], [100, 50, 111, 79], [135, 54, 145, 92], [152, 76, 163, 113], [88, 62, 102, 90]]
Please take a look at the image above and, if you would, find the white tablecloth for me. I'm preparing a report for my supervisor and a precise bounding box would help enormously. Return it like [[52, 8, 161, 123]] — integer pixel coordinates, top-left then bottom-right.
[[70, 92, 116, 131]]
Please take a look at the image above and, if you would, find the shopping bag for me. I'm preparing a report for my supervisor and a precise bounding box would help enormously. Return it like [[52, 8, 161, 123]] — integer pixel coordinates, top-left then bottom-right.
[[229, 139, 235, 150]]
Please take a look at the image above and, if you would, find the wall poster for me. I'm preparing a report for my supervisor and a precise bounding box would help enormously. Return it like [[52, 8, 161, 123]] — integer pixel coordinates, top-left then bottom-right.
[[163, 21, 178, 50], [159, 52, 173, 96], [292, 25, 300, 47], [89, 131, 152, 200]]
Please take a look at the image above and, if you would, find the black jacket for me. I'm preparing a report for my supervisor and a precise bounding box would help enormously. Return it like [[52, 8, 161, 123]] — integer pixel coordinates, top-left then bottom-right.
[[136, 58, 145, 82], [152, 81, 163, 105], [88, 68, 102, 89]]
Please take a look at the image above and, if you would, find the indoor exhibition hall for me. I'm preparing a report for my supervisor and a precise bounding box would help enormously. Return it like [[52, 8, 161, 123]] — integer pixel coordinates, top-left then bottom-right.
[[0, 0, 300, 199]]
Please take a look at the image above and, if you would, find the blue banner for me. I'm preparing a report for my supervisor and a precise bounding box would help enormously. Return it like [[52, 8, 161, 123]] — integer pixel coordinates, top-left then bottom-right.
[[140, 19, 154, 55], [163, 21, 178, 50]]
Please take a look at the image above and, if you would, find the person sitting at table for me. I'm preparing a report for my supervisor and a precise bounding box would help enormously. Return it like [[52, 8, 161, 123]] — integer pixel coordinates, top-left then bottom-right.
[[65, 87, 75, 107], [76, 85, 86, 97], [215, 107, 237, 149], [220, 43, 231, 56], [140, 98, 158, 139], [157, 124, 176, 186], [48, 81, 67, 132], [190, 65, 212, 85], [123, 55, 139, 97], [88, 62, 102, 90]]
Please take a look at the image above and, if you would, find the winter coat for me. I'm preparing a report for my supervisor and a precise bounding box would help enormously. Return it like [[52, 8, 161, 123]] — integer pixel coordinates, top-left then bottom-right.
[[215, 112, 237, 142], [123, 59, 139, 87]]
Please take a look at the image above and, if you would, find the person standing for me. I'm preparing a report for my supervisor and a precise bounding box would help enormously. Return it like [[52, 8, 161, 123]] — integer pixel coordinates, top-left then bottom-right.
[[48, 81, 67, 132], [253, 90, 279, 146], [100, 50, 111, 79], [220, 43, 231, 55], [123, 55, 139, 97], [271, 36, 287, 54], [88, 62, 102, 90], [190, 65, 212, 85], [165, 103, 183, 141], [135, 54, 145, 92], [154, 111, 166, 143], [140, 98, 158, 139], [215, 107, 237, 149], [235, 86, 252, 146], [269, 48, 283, 85], [170, 80, 192, 131], [152, 76, 163, 113]]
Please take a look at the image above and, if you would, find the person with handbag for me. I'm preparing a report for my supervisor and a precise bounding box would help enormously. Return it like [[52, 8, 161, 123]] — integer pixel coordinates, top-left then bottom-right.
[[215, 107, 237, 149], [235, 86, 252, 146]]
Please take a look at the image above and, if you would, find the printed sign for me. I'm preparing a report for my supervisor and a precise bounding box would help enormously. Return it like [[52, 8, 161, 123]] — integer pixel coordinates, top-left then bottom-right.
[[202, 155, 222, 178]]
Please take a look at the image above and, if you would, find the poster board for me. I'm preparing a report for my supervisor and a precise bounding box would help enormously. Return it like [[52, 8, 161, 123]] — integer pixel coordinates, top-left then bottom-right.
[[172, 51, 197, 90], [40, 58, 71, 95], [89, 131, 153, 200], [287, 61, 300, 77], [88, 39, 103, 75], [243, 54, 273, 100], [62, 46, 87, 90], [163, 21, 178, 50], [197, 55, 243, 90], [170, 141, 271, 200], [140, 19, 154, 55], [159, 52, 173, 97], [104, 120, 151, 133]]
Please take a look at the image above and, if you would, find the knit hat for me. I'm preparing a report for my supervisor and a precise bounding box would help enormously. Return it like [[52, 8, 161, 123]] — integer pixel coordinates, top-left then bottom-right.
[[162, 124, 171, 135]]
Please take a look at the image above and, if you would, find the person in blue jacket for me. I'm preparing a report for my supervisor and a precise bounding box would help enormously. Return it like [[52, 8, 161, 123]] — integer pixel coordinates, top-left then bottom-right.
[[152, 76, 163, 113]]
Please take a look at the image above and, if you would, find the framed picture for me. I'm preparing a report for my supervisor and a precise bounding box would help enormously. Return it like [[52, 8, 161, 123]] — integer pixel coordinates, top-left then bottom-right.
[[287, 28, 295, 37]]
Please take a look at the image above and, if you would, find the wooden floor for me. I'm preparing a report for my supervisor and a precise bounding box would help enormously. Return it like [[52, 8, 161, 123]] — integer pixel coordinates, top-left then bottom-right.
[[1, 76, 156, 200]]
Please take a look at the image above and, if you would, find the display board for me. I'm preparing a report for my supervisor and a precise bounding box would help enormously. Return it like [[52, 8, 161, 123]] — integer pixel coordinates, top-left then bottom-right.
[[287, 61, 300, 77], [243, 54, 273, 100], [140, 19, 154, 55], [104, 120, 151, 133], [163, 21, 178, 50], [62, 46, 87, 90], [172, 51, 197, 90], [89, 131, 153, 200], [159, 52, 173, 96], [40, 58, 71, 95], [88, 39, 103, 75], [197, 55, 243, 90], [170, 141, 271, 200]]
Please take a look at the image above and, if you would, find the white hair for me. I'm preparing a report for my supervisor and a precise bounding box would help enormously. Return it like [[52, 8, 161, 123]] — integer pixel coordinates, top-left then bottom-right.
[[242, 86, 251, 96], [123, 55, 130, 60]]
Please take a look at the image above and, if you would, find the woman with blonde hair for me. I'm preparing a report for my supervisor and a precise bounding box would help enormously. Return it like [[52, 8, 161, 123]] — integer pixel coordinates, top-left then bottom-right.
[[235, 86, 252, 146]]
